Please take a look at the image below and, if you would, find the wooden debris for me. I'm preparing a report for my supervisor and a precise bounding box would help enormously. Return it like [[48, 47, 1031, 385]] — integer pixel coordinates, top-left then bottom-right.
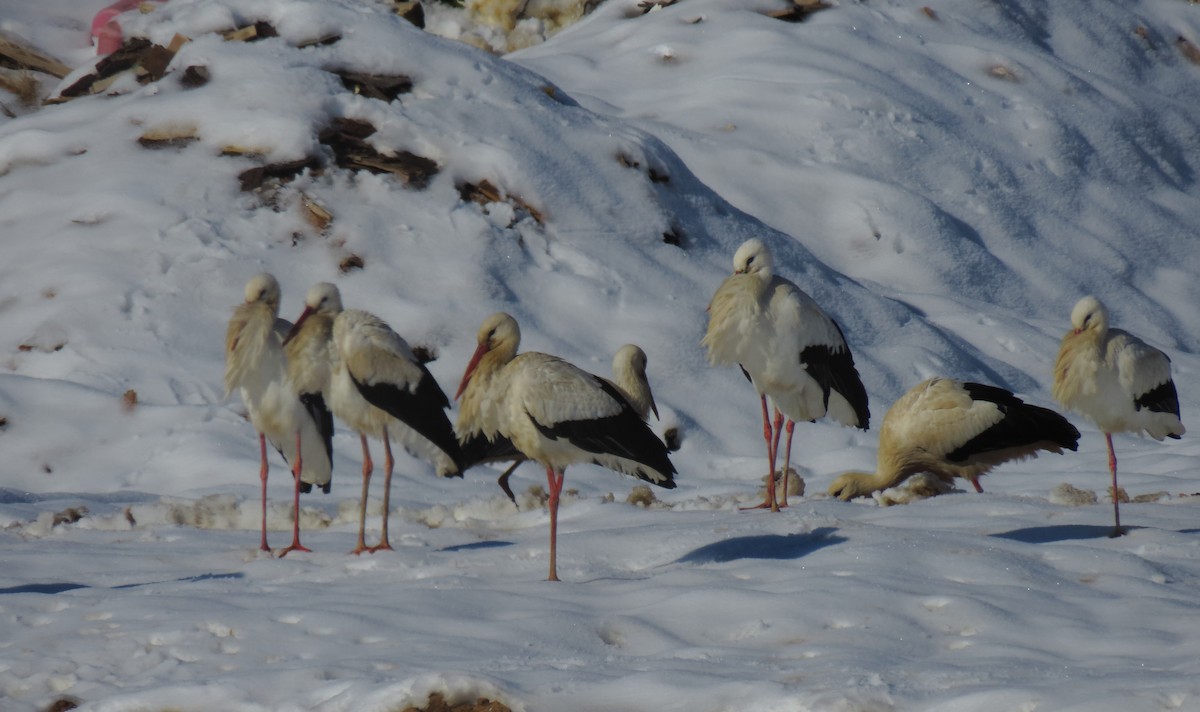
[[338, 253, 365, 273], [55, 37, 154, 99], [237, 156, 321, 191], [297, 33, 343, 49], [319, 118, 439, 188], [52, 507, 88, 527], [44, 695, 80, 712], [400, 692, 513, 712], [638, 0, 679, 14], [1179, 36, 1200, 65], [122, 389, 138, 411], [986, 64, 1019, 81], [0, 415, 7, 429], [0, 32, 72, 78], [0, 68, 40, 106], [334, 70, 413, 102], [921, 6, 938, 20], [223, 21, 278, 43], [662, 225, 684, 247], [391, 0, 427, 28], [458, 179, 545, 226], [180, 64, 209, 88], [765, 0, 831, 22], [301, 195, 333, 232], [138, 124, 199, 149]]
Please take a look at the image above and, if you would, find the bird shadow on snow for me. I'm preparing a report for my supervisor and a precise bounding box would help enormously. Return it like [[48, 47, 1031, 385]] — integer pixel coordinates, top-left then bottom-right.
[[675, 527, 845, 564], [0, 572, 245, 595], [439, 540, 515, 552], [990, 525, 1145, 543]]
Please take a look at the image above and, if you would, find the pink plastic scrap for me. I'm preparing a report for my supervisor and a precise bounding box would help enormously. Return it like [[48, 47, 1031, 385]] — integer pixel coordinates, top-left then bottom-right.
[[90, 0, 168, 55]]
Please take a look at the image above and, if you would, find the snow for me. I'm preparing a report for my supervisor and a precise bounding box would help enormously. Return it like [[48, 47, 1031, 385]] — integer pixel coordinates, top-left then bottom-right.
[[1, 0, 1199, 709]]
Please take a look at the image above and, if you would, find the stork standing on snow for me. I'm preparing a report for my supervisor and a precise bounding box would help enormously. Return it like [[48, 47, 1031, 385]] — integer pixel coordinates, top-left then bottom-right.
[[1052, 295, 1184, 536], [284, 283, 464, 554], [224, 274, 333, 556], [703, 238, 869, 511], [456, 313, 676, 581], [827, 377, 1080, 500], [460, 342, 661, 505]]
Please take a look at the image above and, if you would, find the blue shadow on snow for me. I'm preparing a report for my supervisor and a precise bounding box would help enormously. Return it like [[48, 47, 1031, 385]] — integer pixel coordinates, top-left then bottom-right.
[[0, 572, 244, 594], [676, 527, 845, 564], [990, 525, 1144, 543]]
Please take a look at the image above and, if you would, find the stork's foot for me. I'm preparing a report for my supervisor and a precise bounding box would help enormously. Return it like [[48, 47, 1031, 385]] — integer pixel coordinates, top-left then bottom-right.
[[367, 541, 394, 553], [277, 543, 312, 557], [739, 500, 781, 512]]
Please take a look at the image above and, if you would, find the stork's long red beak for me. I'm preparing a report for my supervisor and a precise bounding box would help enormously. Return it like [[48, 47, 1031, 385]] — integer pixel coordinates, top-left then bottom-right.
[[455, 341, 489, 401], [282, 306, 315, 346]]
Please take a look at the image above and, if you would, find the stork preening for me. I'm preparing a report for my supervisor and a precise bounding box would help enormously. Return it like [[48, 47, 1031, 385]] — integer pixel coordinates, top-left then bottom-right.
[[1053, 295, 1185, 536], [456, 313, 676, 581], [703, 238, 869, 511], [460, 342, 661, 506], [224, 273, 333, 556], [284, 283, 464, 554], [827, 378, 1080, 500]]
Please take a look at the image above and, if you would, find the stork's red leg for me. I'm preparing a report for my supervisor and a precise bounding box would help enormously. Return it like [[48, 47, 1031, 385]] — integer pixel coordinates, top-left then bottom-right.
[[369, 427, 396, 553], [257, 433, 271, 553], [1105, 433, 1125, 537], [350, 434, 374, 555], [741, 395, 779, 511], [778, 417, 794, 508], [545, 466, 565, 582], [279, 431, 312, 557]]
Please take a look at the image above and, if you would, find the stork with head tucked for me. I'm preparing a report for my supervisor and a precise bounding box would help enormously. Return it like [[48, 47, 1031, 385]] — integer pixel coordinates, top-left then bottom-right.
[[456, 313, 676, 581], [285, 283, 463, 554], [224, 273, 333, 556], [459, 342, 662, 506], [1053, 295, 1184, 536], [703, 238, 869, 511], [828, 377, 1080, 500]]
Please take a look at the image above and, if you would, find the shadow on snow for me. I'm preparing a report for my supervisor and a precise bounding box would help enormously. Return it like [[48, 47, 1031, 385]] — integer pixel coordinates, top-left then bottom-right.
[[675, 527, 845, 564], [0, 572, 245, 594]]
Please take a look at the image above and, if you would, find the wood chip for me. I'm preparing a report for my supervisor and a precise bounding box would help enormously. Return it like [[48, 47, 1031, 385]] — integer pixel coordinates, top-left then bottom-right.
[[458, 179, 544, 225], [765, 0, 830, 22], [319, 119, 439, 187], [223, 22, 278, 43], [122, 389, 138, 410], [0, 31, 72, 78], [335, 70, 413, 101], [301, 195, 333, 232], [1179, 36, 1200, 65], [237, 156, 322, 191]]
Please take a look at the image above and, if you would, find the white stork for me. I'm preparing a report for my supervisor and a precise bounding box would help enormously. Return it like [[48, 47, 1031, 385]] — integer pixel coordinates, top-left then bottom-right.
[[459, 342, 661, 506], [223, 273, 333, 556], [456, 313, 676, 581], [703, 238, 870, 511], [1053, 295, 1185, 536], [827, 377, 1080, 500], [284, 283, 463, 554]]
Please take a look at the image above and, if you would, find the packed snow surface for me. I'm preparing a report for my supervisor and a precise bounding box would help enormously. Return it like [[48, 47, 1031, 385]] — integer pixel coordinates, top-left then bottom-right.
[[1, 0, 1198, 710]]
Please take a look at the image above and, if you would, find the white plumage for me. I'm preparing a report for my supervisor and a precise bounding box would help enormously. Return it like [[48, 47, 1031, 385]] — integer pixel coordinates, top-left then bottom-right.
[[456, 312, 675, 581], [828, 377, 1080, 500], [284, 283, 463, 554], [223, 273, 332, 555], [459, 341, 661, 505], [703, 238, 869, 511], [1053, 295, 1184, 535]]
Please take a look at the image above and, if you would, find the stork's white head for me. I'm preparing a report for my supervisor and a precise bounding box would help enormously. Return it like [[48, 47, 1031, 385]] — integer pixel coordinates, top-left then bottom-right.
[[733, 238, 773, 278], [1070, 295, 1109, 335], [244, 273, 281, 310], [613, 343, 648, 375], [456, 312, 521, 400], [283, 282, 343, 346], [304, 282, 343, 315]]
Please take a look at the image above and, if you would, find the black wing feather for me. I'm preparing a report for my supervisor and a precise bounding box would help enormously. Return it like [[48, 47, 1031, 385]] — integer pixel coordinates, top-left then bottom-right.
[[351, 366, 465, 474], [298, 391, 334, 494], [529, 377, 676, 488], [800, 320, 870, 430], [946, 382, 1080, 462], [1134, 379, 1181, 419]]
